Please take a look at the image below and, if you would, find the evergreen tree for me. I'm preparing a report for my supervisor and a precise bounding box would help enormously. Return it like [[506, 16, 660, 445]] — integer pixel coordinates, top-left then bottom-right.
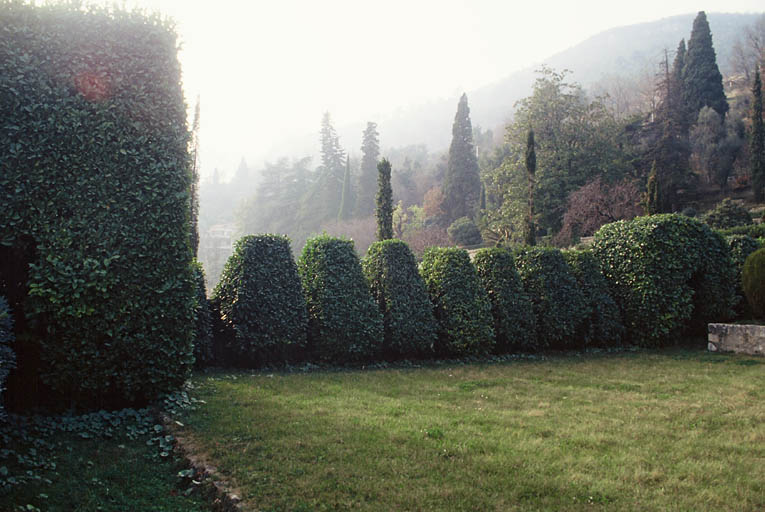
[[308, 112, 346, 223], [376, 158, 393, 240], [189, 95, 201, 258], [524, 129, 537, 246], [683, 11, 729, 118], [443, 93, 481, 223], [752, 68, 765, 202], [671, 39, 690, 133], [357, 122, 380, 217], [644, 161, 660, 215], [338, 155, 354, 221]]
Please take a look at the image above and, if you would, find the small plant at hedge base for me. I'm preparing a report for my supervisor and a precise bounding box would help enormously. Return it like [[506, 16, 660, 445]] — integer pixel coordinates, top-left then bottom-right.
[[513, 247, 587, 350], [362, 240, 437, 359], [420, 247, 495, 357], [191, 262, 213, 368], [703, 198, 753, 229], [742, 248, 765, 319], [298, 234, 383, 363], [0, 297, 15, 420], [726, 235, 763, 315], [472, 248, 536, 353], [447, 217, 483, 246], [213, 235, 308, 366]]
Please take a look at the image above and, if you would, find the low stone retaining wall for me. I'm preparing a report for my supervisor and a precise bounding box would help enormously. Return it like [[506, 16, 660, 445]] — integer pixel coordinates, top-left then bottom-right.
[[708, 323, 765, 356]]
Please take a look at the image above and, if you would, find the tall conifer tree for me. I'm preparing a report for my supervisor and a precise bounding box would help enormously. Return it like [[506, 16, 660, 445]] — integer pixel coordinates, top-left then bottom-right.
[[683, 11, 728, 118], [338, 155, 354, 221], [376, 158, 393, 241], [443, 93, 481, 223], [752, 68, 765, 202], [357, 122, 380, 217], [524, 129, 537, 246]]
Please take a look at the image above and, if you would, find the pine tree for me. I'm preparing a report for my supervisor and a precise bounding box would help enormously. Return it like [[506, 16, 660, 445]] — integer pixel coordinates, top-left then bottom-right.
[[376, 158, 393, 241], [752, 68, 765, 202], [189, 95, 201, 258], [443, 93, 481, 223], [357, 122, 380, 217], [309, 112, 346, 222], [671, 39, 690, 133], [683, 11, 729, 118], [338, 155, 354, 221], [524, 129, 537, 246]]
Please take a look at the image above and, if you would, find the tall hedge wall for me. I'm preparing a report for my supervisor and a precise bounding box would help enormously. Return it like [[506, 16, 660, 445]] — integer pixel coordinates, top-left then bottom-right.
[[420, 247, 495, 357], [298, 235, 383, 362], [0, 297, 15, 419], [213, 235, 307, 366], [191, 261, 213, 368], [0, 2, 194, 407], [592, 214, 736, 347], [362, 240, 437, 359], [472, 248, 535, 352]]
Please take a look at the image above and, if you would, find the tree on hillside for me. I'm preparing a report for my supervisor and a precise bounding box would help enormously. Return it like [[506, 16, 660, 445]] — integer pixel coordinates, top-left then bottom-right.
[[752, 68, 765, 202], [683, 11, 728, 119], [376, 158, 393, 241], [523, 129, 536, 246], [338, 155, 354, 221], [306, 112, 346, 223], [443, 93, 481, 224], [189, 95, 201, 258], [671, 39, 690, 133], [357, 122, 380, 217]]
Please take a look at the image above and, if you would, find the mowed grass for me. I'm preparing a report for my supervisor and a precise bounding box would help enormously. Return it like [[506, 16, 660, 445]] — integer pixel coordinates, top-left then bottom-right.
[[183, 350, 765, 511]]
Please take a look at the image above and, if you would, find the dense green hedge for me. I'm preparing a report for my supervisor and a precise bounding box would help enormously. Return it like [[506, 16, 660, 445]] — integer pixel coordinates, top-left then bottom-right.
[[742, 248, 765, 319], [563, 250, 624, 347], [0, 2, 194, 406], [213, 235, 307, 366], [716, 223, 765, 239], [592, 214, 736, 347], [0, 297, 14, 419], [514, 247, 587, 350], [420, 247, 495, 356], [703, 198, 753, 229], [472, 248, 535, 352], [191, 262, 213, 368], [298, 235, 382, 362], [362, 240, 437, 359], [726, 235, 762, 314]]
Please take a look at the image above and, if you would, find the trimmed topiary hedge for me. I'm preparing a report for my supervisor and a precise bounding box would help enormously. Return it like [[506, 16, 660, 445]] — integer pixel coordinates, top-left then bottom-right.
[[298, 234, 382, 363], [0, 2, 194, 407], [191, 262, 213, 368], [420, 247, 495, 356], [362, 240, 437, 359], [473, 248, 535, 352], [726, 235, 762, 315], [703, 198, 753, 229], [592, 214, 736, 347], [0, 297, 15, 419], [563, 250, 624, 347], [742, 248, 765, 319], [213, 235, 307, 366], [513, 247, 587, 350]]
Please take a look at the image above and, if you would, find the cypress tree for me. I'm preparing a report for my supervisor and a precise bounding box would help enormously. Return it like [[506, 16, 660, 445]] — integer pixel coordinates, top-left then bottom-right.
[[443, 93, 481, 223], [752, 68, 765, 202], [338, 155, 354, 221], [524, 129, 537, 246], [683, 11, 728, 118], [376, 158, 393, 240], [671, 39, 690, 133], [357, 122, 380, 217], [645, 161, 660, 215]]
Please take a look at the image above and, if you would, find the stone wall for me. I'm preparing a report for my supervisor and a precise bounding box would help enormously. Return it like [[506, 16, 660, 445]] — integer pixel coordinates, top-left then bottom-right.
[[708, 323, 765, 356]]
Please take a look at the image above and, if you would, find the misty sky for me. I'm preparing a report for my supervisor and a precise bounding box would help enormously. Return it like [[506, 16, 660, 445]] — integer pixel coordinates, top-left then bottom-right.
[[99, 0, 763, 179]]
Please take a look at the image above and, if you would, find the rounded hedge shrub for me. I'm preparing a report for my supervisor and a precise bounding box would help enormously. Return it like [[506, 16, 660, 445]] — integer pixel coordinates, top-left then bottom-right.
[[513, 247, 587, 350], [420, 247, 495, 357], [0, 3, 195, 407], [362, 240, 437, 359], [563, 250, 624, 347], [473, 248, 535, 352], [191, 262, 214, 368], [703, 198, 753, 229], [298, 234, 382, 363], [213, 235, 308, 366], [727, 235, 762, 315], [447, 217, 483, 246], [0, 297, 15, 419], [742, 248, 765, 319], [592, 214, 736, 347]]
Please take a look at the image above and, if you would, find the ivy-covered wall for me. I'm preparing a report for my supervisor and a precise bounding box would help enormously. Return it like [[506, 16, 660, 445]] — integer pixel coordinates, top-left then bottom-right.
[[0, 2, 194, 408]]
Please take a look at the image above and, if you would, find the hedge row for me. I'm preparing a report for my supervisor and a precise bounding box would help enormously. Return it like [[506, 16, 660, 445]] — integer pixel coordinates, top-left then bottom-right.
[[0, 297, 15, 419]]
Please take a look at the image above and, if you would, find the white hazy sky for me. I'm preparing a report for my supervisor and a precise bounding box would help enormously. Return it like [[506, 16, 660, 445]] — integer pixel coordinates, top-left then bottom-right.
[[100, 0, 763, 178]]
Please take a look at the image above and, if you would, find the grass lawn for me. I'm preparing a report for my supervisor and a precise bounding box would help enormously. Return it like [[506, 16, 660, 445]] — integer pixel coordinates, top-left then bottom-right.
[[181, 349, 765, 511]]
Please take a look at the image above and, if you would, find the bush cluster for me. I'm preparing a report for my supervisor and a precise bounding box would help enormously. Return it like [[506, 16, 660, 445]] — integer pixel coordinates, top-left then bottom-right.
[[191, 262, 213, 368], [563, 250, 624, 347], [298, 235, 382, 362], [716, 223, 765, 239], [703, 199, 753, 229], [742, 248, 765, 319], [0, 3, 194, 407], [592, 214, 736, 347], [0, 297, 15, 419], [447, 217, 483, 246], [362, 240, 437, 359], [513, 247, 587, 349], [420, 247, 495, 356], [726, 235, 763, 314], [472, 248, 535, 352], [213, 235, 307, 365]]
